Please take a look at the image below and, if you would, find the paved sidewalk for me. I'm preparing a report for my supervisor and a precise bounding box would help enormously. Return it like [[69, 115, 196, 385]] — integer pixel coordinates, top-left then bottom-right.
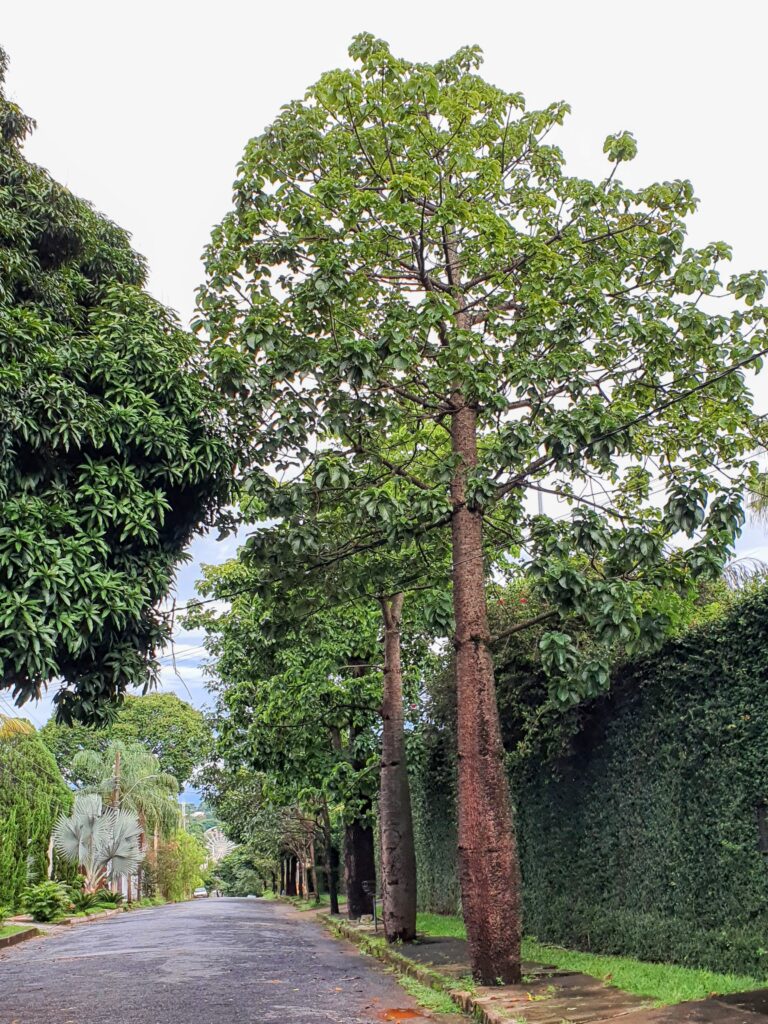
[[324, 918, 768, 1024]]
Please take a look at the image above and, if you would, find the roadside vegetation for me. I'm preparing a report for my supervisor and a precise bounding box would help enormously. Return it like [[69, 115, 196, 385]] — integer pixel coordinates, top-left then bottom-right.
[[3, 30, 768, 997]]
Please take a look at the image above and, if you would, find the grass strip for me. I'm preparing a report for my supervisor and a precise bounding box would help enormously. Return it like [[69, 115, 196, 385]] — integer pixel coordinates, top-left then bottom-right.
[[416, 914, 767, 1004]]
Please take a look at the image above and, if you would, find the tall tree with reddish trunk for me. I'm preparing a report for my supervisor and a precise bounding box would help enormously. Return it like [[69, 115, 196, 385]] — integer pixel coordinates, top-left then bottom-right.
[[201, 36, 767, 979]]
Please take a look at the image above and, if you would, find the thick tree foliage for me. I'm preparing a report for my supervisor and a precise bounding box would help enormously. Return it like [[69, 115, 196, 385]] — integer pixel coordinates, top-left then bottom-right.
[[0, 49, 233, 723], [41, 693, 211, 785], [199, 36, 767, 979], [188, 559, 383, 917]]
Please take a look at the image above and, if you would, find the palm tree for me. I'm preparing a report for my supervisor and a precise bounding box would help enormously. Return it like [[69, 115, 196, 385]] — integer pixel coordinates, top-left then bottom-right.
[[52, 793, 142, 892], [71, 741, 180, 898]]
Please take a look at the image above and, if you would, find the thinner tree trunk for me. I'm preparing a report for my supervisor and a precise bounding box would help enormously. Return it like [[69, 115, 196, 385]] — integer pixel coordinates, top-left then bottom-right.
[[321, 802, 340, 915], [450, 400, 522, 984], [287, 856, 297, 897], [379, 593, 417, 943], [309, 837, 320, 903], [344, 818, 375, 919]]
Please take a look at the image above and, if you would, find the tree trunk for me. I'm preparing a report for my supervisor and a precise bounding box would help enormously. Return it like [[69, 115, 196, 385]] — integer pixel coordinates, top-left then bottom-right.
[[450, 399, 522, 984], [309, 837, 320, 903], [344, 818, 375, 919], [379, 593, 417, 943], [287, 856, 297, 897], [321, 802, 340, 915]]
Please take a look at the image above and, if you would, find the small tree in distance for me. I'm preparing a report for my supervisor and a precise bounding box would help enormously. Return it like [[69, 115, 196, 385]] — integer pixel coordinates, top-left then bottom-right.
[[199, 36, 768, 981]]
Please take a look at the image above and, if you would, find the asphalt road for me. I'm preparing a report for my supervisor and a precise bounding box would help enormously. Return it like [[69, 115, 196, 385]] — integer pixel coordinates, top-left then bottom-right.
[[0, 898, 451, 1024]]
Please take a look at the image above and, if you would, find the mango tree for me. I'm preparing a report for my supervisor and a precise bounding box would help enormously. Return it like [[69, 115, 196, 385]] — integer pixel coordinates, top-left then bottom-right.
[[0, 48, 234, 724]]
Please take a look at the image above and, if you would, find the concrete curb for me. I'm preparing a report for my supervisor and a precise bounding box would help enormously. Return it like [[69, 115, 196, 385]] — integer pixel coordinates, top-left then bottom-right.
[[0, 927, 40, 950], [318, 914, 488, 1021]]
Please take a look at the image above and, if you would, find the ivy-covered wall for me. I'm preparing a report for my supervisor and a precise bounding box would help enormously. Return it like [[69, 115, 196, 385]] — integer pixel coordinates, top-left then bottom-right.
[[410, 588, 768, 974]]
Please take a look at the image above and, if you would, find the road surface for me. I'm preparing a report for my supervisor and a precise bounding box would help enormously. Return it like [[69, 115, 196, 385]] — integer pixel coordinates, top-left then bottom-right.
[[0, 897, 453, 1023]]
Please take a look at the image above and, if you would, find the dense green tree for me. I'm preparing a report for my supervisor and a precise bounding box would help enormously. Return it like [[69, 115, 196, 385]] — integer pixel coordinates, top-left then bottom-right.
[[40, 693, 210, 785], [188, 562, 382, 918], [199, 36, 768, 979], [0, 716, 72, 908], [0, 48, 234, 724], [156, 830, 207, 901], [234, 490, 451, 941], [215, 847, 265, 897]]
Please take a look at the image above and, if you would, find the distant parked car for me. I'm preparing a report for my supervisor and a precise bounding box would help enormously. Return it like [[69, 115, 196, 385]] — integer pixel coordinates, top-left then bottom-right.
[[193, 887, 208, 899]]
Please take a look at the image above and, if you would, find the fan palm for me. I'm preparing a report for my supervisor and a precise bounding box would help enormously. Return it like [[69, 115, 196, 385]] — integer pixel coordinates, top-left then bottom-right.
[[52, 794, 142, 892]]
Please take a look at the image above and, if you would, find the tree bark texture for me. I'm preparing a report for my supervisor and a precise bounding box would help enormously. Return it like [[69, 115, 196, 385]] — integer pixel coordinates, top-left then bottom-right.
[[451, 400, 522, 983], [321, 802, 340, 915], [344, 818, 375, 919], [379, 593, 418, 943]]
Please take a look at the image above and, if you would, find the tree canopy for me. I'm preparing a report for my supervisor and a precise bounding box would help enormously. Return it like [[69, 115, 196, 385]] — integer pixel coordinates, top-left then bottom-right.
[[198, 34, 768, 980], [40, 692, 210, 785], [0, 48, 234, 724], [199, 33, 767, 699]]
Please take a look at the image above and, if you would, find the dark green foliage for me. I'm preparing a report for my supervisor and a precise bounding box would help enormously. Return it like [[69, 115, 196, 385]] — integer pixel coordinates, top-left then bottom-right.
[[95, 889, 124, 907], [409, 727, 460, 916], [40, 693, 211, 784], [410, 587, 768, 974], [0, 722, 72, 909], [216, 847, 265, 897], [22, 881, 71, 922], [0, 49, 233, 724], [70, 889, 105, 913], [519, 586, 768, 975]]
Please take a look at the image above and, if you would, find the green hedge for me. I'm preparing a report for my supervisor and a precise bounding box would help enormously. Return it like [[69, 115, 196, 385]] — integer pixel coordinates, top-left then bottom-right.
[[410, 587, 768, 975], [0, 725, 72, 908]]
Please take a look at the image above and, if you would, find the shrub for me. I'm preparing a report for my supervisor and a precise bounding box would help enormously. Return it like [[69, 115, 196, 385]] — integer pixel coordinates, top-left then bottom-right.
[[95, 889, 124, 906], [22, 881, 72, 922], [69, 890, 104, 913]]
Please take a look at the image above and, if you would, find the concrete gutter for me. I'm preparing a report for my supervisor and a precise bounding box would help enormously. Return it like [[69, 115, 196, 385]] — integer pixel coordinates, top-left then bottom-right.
[[319, 914, 483, 1021], [0, 927, 40, 950]]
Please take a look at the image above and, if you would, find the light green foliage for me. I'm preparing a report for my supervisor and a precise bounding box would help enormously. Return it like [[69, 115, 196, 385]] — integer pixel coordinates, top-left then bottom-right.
[[69, 739, 180, 838], [199, 33, 767, 709], [0, 717, 72, 909], [187, 564, 382, 826], [416, 914, 766, 1004], [22, 881, 71, 922], [0, 49, 234, 725], [216, 847, 264, 897], [396, 975, 458, 1014], [156, 830, 207, 901], [40, 693, 211, 785]]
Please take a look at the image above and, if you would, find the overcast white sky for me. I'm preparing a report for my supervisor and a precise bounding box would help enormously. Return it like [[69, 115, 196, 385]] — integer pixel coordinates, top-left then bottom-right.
[[3, 0, 768, 722]]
